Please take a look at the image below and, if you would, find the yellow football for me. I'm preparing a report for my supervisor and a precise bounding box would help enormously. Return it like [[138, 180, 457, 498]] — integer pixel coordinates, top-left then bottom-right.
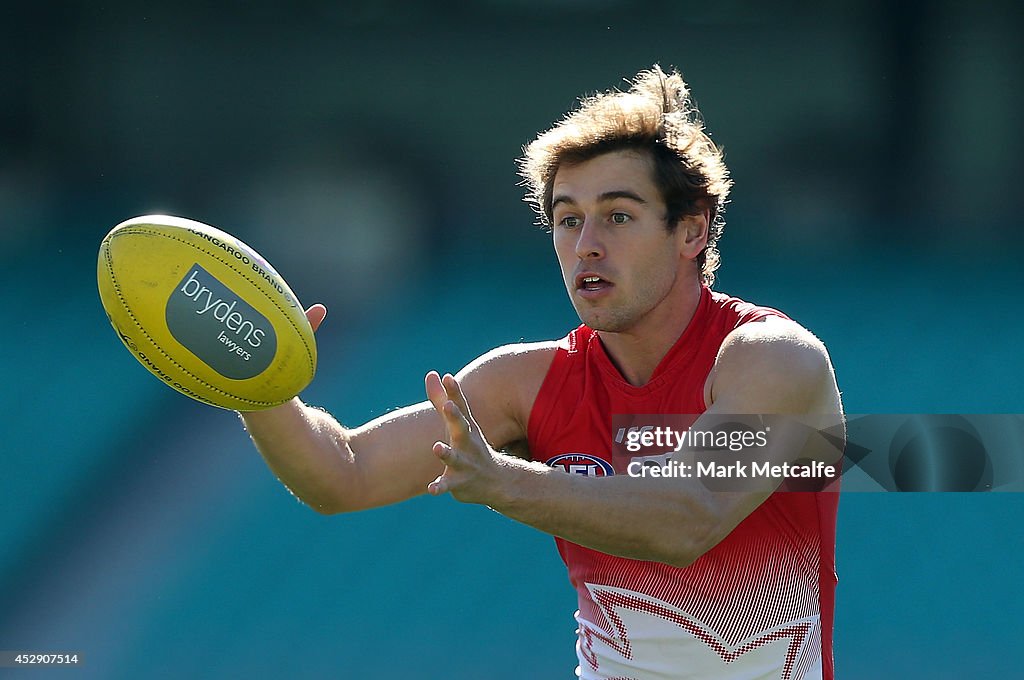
[[97, 215, 317, 411]]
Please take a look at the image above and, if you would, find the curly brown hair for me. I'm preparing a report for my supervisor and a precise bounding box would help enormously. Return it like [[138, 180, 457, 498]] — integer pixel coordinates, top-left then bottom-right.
[[518, 65, 733, 287]]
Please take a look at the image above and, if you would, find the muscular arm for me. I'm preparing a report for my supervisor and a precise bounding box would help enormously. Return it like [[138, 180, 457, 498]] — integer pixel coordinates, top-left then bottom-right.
[[239, 398, 443, 513], [429, 317, 844, 568], [239, 337, 553, 514]]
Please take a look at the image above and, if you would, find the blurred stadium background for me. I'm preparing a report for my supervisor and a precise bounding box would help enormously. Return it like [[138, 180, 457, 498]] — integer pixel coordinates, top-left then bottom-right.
[[2, 1, 1022, 677]]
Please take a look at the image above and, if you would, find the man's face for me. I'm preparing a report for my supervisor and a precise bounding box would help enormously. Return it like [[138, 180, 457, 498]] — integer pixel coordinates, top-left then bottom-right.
[[551, 149, 695, 334]]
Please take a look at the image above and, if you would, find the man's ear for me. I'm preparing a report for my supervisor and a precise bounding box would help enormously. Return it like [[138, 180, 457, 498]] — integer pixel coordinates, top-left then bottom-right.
[[676, 207, 711, 260]]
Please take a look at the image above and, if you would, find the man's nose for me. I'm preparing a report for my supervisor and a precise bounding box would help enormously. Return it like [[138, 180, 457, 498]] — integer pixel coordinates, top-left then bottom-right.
[[575, 219, 605, 260]]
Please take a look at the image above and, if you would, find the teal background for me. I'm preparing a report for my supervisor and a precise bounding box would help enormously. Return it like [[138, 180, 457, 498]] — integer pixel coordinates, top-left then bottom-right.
[[2, 2, 1022, 678]]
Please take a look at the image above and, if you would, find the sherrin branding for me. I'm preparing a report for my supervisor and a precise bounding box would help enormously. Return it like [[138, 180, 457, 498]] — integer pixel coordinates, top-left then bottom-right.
[[97, 215, 317, 411]]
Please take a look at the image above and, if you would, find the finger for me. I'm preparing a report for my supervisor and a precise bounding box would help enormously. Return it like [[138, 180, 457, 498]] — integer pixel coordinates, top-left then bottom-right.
[[304, 304, 327, 332], [441, 373, 474, 425], [424, 371, 447, 414], [432, 440, 459, 466], [427, 474, 449, 496], [426, 373, 471, 441], [441, 400, 473, 446]]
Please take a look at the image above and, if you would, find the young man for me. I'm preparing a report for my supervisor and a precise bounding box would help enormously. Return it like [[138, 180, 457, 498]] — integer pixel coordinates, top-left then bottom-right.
[[241, 66, 843, 679]]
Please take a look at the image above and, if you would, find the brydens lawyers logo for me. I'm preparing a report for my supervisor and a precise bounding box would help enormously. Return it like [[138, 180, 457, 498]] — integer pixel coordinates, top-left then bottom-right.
[[545, 453, 615, 477]]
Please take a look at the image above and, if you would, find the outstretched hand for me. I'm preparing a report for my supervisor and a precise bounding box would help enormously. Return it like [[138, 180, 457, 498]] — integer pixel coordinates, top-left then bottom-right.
[[424, 371, 503, 504]]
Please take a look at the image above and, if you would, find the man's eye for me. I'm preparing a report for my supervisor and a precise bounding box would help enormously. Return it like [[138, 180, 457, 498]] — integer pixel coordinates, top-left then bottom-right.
[[559, 216, 581, 228], [611, 213, 630, 224]]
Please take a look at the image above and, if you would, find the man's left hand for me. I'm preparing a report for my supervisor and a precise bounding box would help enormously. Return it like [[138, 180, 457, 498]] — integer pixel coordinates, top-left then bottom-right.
[[424, 371, 505, 505]]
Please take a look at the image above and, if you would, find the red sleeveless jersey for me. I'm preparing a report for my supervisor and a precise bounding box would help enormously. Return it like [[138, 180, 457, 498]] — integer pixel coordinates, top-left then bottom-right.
[[528, 287, 838, 680]]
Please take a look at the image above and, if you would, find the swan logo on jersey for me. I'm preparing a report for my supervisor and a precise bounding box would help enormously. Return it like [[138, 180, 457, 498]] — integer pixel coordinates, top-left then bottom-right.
[[545, 453, 614, 477]]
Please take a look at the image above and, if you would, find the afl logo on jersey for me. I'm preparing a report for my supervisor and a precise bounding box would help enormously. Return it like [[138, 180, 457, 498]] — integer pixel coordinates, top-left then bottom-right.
[[545, 453, 615, 477]]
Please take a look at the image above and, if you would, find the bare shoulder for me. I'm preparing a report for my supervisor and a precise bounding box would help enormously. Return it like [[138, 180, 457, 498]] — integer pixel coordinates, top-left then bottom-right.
[[706, 317, 841, 415], [455, 340, 563, 452]]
